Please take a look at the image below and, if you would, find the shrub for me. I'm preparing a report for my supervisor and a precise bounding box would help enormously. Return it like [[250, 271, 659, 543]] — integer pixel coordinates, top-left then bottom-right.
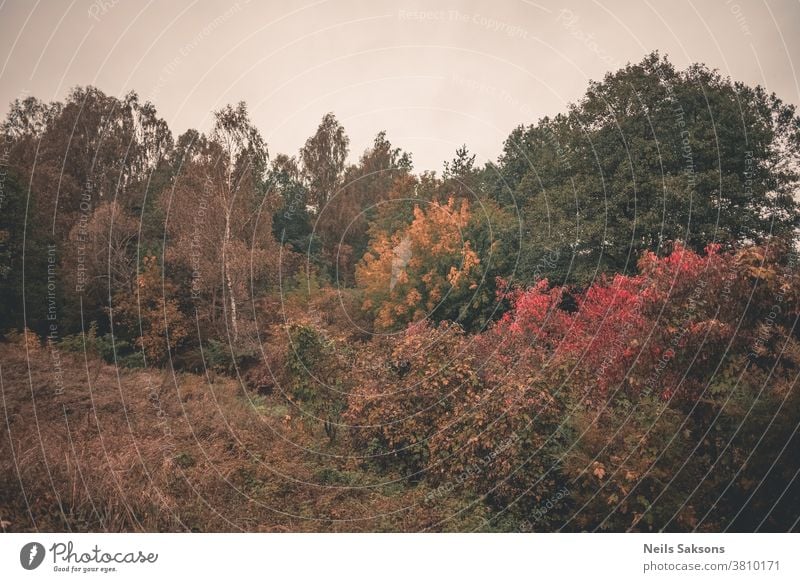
[[111, 256, 190, 365], [203, 338, 257, 375], [346, 322, 480, 476], [284, 323, 351, 441]]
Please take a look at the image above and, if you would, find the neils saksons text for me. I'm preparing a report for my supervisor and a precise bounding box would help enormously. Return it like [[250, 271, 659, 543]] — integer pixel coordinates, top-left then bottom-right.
[[644, 544, 725, 554]]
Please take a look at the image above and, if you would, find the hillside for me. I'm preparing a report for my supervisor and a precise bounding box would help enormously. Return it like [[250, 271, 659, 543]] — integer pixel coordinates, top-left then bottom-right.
[[0, 335, 483, 532]]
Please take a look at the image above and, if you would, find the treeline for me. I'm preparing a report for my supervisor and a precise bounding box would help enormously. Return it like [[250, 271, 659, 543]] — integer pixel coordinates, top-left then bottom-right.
[[1, 52, 798, 353], [2, 52, 800, 531]]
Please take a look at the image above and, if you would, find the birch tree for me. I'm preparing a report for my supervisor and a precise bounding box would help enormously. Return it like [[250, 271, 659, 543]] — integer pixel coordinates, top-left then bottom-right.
[[163, 103, 277, 342]]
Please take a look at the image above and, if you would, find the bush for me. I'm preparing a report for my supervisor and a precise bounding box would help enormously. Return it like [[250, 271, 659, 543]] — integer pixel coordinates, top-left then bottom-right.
[[344, 241, 800, 531], [203, 338, 257, 375], [346, 322, 480, 476], [284, 323, 351, 441], [60, 322, 143, 367]]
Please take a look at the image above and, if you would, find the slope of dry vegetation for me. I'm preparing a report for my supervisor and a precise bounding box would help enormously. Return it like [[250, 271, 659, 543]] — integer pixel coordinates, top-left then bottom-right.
[[0, 334, 484, 532]]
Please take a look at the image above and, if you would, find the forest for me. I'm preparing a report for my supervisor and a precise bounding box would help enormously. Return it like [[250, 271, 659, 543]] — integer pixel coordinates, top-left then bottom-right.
[[1, 52, 799, 532]]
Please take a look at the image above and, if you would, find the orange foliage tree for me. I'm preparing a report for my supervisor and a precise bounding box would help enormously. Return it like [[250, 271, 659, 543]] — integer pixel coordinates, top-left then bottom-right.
[[356, 197, 481, 330], [112, 255, 190, 364]]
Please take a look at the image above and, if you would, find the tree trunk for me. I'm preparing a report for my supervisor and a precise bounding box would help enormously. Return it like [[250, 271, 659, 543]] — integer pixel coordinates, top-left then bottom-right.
[[223, 213, 238, 341]]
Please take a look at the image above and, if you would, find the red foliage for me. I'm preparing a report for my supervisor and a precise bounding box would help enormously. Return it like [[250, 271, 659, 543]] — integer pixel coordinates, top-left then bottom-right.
[[491, 242, 796, 400]]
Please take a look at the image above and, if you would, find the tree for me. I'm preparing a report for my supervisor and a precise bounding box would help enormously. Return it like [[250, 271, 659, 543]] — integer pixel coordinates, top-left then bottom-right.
[[493, 53, 800, 286], [5, 88, 171, 240], [300, 112, 349, 210], [0, 171, 39, 331], [162, 105, 278, 343], [315, 131, 413, 283], [357, 197, 482, 330], [442, 144, 486, 200], [270, 154, 312, 247], [61, 200, 139, 329], [1, 88, 172, 336], [112, 255, 189, 364], [357, 185, 518, 331]]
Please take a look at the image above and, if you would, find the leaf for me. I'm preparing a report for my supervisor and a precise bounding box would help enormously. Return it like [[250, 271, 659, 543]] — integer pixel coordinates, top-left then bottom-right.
[[592, 462, 606, 480]]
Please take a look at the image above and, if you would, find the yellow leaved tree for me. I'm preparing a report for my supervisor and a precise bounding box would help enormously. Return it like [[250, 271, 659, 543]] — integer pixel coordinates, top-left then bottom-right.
[[356, 197, 480, 330]]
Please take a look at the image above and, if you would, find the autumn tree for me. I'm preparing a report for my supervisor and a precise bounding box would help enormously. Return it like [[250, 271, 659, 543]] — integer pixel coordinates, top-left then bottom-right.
[[60, 201, 139, 328], [357, 186, 518, 331], [357, 197, 481, 330], [112, 255, 189, 364], [162, 103, 279, 343], [316, 131, 413, 282]]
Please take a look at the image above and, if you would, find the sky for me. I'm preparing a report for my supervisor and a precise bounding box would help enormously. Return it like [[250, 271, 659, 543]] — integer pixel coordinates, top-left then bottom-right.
[[1, 0, 799, 172]]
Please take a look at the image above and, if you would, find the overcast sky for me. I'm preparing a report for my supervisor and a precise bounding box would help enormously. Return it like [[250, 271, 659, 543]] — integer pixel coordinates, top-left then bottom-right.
[[1, 0, 799, 172]]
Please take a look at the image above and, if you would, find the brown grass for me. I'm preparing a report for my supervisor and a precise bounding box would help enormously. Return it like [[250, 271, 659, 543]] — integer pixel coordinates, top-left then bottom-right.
[[0, 336, 482, 532]]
